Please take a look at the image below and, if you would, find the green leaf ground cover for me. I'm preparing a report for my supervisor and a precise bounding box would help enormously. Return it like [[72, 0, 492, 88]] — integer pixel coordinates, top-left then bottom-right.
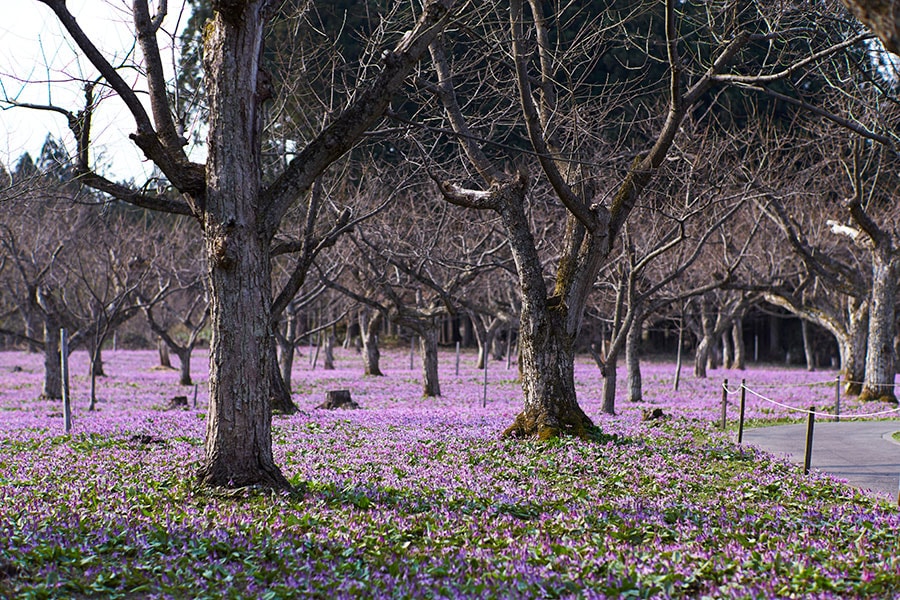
[[0, 349, 897, 598]]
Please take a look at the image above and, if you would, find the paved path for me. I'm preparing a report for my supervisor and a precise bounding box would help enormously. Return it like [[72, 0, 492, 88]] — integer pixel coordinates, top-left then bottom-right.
[[742, 420, 900, 500]]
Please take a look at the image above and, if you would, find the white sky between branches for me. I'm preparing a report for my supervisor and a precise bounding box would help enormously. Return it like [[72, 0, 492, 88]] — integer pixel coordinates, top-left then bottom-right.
[[0, 0, 199, 182]]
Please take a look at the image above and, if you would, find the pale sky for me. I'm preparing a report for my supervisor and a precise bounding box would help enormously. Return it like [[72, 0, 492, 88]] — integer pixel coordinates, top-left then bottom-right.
[[0, 0, 198, 181]]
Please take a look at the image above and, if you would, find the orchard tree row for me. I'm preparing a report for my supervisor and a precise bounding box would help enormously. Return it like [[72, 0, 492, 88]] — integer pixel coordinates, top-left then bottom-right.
[[0, 0, 898, 490]]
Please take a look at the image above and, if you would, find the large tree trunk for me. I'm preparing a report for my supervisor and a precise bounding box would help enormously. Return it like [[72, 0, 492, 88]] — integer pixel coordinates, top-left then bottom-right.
[[42, 323, 62, 400], [196, 5, 289, 490], [507, 303, 593, 438], [420, 324, 441, 397], [625, 315, 642, 403], [860, 255, 897, 402], [497, 185, 595, 439]]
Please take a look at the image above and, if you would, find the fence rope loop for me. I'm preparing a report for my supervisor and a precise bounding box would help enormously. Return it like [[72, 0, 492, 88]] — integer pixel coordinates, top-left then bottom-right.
[[741, 385, 900, 419]]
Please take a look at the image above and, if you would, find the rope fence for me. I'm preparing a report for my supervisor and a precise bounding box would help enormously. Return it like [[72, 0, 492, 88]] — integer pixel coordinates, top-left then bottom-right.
[[721, 380, 900, 420], [719, 377, 900, 506]]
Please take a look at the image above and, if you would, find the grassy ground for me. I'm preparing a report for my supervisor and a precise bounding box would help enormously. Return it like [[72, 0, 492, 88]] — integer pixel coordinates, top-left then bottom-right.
[[1, 349, 898, 598]]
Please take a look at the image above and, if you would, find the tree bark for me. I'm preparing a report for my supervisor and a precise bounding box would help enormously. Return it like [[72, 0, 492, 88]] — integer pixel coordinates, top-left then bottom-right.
[[860, 253, 898, 402], [840, 0, 900, 55], [323, 329, 335, 370], [42, 323, 62, 399], [196, 4, 289, 490], [420, 325, 441, 397], [731, 317, 745, 370], [158, 337, 172, 368], [496, 182, 595, 439], [721, 330, 733, 370], [801, 319, 816, 372], [625, 315, 642, 403], [601, 357, 617, 415], [694, 298, 715, 378], [174, 348, 193, 386], [361, 311, 383, 376], [507, 304, 593, 438]]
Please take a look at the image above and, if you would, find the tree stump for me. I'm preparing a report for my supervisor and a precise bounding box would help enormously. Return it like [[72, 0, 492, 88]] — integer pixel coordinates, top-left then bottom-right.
[[166, 395, 189, 410], [641, 407, 667, 422], [316, 390, 359, 410]]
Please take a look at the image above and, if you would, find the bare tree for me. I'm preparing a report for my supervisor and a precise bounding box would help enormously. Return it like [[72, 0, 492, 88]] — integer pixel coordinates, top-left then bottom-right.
[[12, 0, 460, 489], [140, 233, 209, 388], [414, 0, 819, 438]]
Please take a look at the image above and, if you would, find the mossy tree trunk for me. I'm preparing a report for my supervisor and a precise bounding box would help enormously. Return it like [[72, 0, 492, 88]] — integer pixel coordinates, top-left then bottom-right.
[[494, 181, 598, 439], [431, 0, 748, 438]]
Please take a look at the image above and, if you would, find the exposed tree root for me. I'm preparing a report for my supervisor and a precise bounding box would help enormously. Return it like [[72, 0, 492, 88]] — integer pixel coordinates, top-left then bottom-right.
[[844, 380, 863, 396], [858, 388, 898, 404], [502, 406, 595, 440], [196, 460, 295, 495]]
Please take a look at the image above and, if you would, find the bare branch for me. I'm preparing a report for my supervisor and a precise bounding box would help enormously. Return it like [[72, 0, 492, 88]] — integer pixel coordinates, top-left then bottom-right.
[[428, 37, 503, 185], [133, 0, 186, 154], [711, 32, 873, 85], [510, 0, 594, 230], [261, 0, 459, 237]]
